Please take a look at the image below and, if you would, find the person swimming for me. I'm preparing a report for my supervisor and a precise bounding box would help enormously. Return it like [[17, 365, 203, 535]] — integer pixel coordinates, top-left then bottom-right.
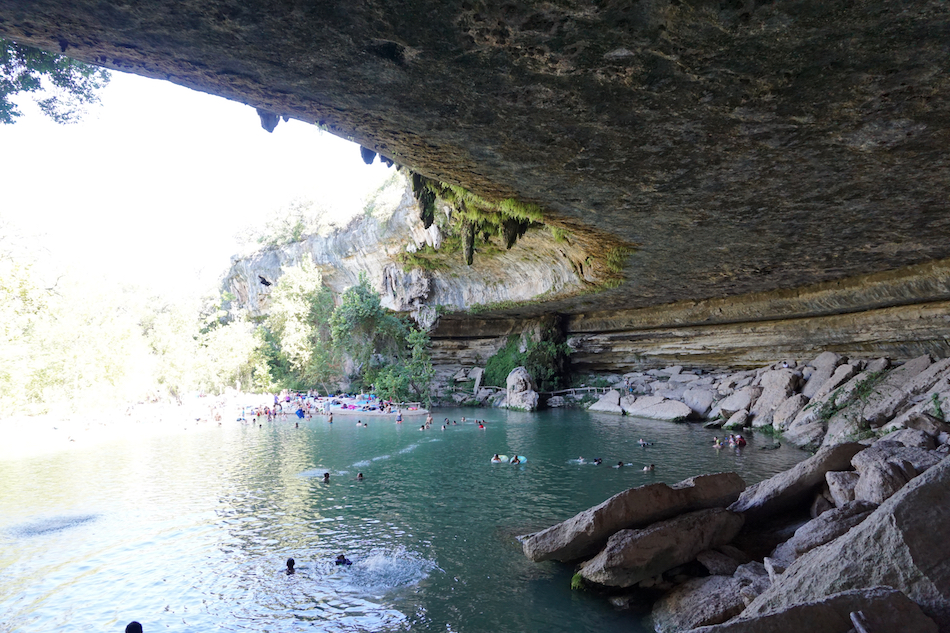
[[478, 423, 485, 429], [286, 557, 296, 574], [713, 436, 722, 448], [643, 464, 655, 472], [335, 554, 352, 566], [491, 454, 502, 462], [323, 472, 330, 483], [593, 458, 603, 465], [126, 623, 143, 633], [510, 455, 521, 464], [357, 473, 364, 481], [616, 461, 624, 468]]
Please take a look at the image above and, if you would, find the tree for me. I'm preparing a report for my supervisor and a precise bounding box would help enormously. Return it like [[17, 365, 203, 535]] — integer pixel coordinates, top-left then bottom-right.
[[329, 272, 405, 384], [264, 259, 340, 392], [1, 38, 110, 124]]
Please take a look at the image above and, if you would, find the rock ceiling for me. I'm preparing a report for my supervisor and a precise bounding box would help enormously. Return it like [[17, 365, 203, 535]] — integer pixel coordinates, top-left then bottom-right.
[[3, 0, 949, 315]]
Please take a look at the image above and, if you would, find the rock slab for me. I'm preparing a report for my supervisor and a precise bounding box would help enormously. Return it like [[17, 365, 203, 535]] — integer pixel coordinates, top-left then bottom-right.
[[742, 456, 950, 630], [728, 443, 864, 524], [578, 508, 744, 587], [520, 472, 745, 562], [687, 586, 938, 633]]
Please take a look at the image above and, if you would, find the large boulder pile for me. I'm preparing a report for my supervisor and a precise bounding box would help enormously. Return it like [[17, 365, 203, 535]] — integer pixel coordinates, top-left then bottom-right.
[[586, 353, 950, 451], [520, 436, 950, 632]]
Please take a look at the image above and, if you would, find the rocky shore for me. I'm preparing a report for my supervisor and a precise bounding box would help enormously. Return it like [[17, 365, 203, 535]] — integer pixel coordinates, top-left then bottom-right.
[[516, 353, 950, 631], [583, 352, 950, 453]]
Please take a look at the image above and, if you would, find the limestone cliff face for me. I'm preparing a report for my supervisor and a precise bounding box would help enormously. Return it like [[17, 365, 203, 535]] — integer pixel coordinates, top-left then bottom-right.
[[222, 176, 599, 319]]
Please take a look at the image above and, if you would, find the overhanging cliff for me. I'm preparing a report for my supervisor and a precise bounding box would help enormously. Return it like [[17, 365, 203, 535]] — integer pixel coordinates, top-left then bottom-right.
[[6, 0, 950, 364]]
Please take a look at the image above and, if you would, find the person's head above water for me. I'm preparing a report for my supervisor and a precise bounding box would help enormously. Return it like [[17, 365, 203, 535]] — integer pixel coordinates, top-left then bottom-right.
[[357, 473, 364, 480], [126, 623, 143, 633], [286, 557, 295, 572]]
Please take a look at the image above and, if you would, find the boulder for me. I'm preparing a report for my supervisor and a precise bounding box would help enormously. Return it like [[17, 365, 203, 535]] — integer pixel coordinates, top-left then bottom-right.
[[588, 389, 623, 414], [669, 373, 700, 383], [770, 500, 878, 566], [878, 428, 936, 450], [686, 586, 938, 633], [858, 354, 933, 428], [577, 508, 744, 587], [475, 387, 495, 402], [801, 352, 843, 399], [751, 369, 800, 428], [905, 411, 950, 438], [734, 562, 772, 606], [810, 363, 860, 401], [622, 395, 693, 422], [824, 471, 859, 507], [469, 366, 484, 393], [782, 421, 825, 451], [728, 443, 864, 524], [721, 409, 750, 430], [505, 367, 539, 412], [771, 394, 809, 432], [741, 456, 950, 630], [697, 549, 740, 576], [762, 557, 785, 584], [851, 443, 943, 504], [718, 387, 763, 419], [520, 472, 746, 562], [545, 395, 566, 408], [651, 575, 747, 633], [684, 388, 716, 418]]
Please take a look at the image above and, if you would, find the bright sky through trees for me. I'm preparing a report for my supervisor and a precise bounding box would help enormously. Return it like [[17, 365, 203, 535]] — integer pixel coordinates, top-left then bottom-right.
[[0, 70, 393, 298]]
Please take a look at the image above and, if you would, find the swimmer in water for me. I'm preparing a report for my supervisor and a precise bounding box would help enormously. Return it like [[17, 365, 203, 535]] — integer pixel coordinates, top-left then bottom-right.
[[577, 456, 586, 464], [126, 623, 143, 633], [616, 461, 624, 468], [335, 554, 352, 566], [713, 436, 722, 448], [492, 454, 501, 462], [643, 464, 655, 472], [478, 423, 485, 429], [323, 472, 330, 483], [510, 455, 521, 464], [593, 458, 603, 465], [442, 425, 446, 430], [357, 473, 364, 481], [286, 557, 296, 574]]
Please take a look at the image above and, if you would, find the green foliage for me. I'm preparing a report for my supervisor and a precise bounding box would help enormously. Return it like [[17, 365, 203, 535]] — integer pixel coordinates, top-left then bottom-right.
[[1, 38, 110, 124], [484, 336, 525, 389], [330, 272, 406, 373], [483, 323, 570, 392], [932, 393, 945, 422], [570, 573, 585, 591], [263, 259, 341, 392]]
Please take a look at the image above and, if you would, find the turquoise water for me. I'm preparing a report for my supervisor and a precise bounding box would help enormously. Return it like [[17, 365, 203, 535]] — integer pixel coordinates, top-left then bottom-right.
[[0, 407, 807, 632]]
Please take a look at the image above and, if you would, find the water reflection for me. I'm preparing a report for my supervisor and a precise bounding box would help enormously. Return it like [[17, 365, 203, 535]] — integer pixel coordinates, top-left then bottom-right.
[[0, 407, 807, 632]]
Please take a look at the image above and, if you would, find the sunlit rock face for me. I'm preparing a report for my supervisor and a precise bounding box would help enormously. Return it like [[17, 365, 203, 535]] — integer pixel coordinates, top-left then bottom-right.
[[4, 0, 950, 318], [222, 179, 599, 318]]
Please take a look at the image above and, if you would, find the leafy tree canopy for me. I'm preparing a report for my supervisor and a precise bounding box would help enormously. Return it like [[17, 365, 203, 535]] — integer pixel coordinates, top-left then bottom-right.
[[1, 38, 110, 125]]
